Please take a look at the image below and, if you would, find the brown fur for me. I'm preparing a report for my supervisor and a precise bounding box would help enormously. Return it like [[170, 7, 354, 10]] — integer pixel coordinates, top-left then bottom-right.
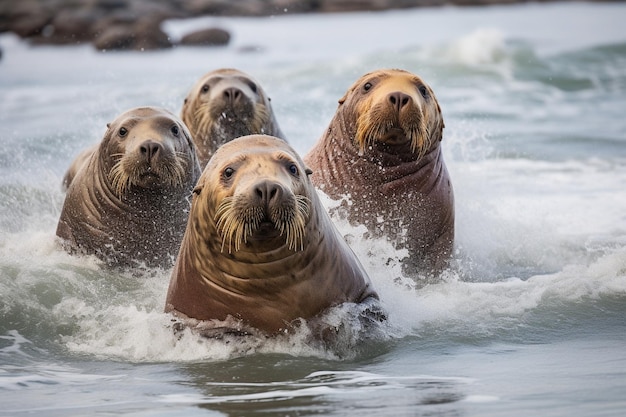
[[181, 68, 286, 167], [165, 134, 377, 335], [56, 107, 202, 268], [304, 69, 454, 276]]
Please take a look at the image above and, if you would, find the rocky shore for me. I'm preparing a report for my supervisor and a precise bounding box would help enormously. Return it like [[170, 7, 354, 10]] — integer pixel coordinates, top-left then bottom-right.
[[0, 0, 605, 51]]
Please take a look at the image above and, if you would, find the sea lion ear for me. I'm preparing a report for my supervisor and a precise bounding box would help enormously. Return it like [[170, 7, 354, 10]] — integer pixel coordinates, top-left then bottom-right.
[[181, 127, 202, 180], [192, 185, 202, 195], [338, 93, 347, 105], [434, 101, 445, 141], [181, 95, 192, 126], [433, 118, 445, 143], [106, 123, 111, 129], [305, 168, 313, 176], [181, 124, 195, 148]]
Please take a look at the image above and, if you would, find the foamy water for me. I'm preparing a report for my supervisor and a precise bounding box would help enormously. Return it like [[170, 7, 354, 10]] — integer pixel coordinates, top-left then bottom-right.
[[1, 2, 626, 416]]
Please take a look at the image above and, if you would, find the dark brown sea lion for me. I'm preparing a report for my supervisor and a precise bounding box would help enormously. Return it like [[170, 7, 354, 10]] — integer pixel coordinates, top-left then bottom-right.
[[181, 68, 286, 167], [165, 134, 378, 335], [304, 69, 454, 275], [56, 106, 202, 268]]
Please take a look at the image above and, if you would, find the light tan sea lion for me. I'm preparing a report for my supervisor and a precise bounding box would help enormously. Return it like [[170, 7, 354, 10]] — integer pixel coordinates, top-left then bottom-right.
[[304, 69, 454, 275], [165, 134, 378, 335], [56, 106, 202, 268], [181, 68, 286, 167]]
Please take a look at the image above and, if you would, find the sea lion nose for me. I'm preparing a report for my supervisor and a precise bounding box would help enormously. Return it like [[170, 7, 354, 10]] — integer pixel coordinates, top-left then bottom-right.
[[388, 92, 412, 112], [223, 87, 242, 104], [254, 180, 284, 208], [139, 140, 162, 161]]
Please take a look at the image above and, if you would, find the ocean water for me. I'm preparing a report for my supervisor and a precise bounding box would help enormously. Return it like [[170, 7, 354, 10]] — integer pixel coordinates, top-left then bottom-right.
[[1, 2, 626, 416]]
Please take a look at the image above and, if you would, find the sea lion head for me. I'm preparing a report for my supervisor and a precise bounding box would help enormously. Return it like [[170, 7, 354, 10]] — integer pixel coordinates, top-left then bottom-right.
[[191, 134, 314, 255], [181, 68, 277, 163], [338, 68, 445, 158], [102, 106, 200, 196]]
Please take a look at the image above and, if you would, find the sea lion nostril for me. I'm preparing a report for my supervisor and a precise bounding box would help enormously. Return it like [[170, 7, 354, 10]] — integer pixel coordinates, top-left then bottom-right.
[[223, 87, 242, 103], [388, 92, 412, 111], [140, 141, 162, 160], [254, 181, 282, 205]]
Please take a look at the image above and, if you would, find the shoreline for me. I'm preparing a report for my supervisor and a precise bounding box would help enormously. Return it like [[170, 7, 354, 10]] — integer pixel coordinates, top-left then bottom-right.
[[0, 0, 611, 51]]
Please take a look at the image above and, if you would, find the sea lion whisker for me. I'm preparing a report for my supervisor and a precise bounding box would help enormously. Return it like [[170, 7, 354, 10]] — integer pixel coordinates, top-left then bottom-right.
[[194, 103, 213, 129], [252, 103, 270, 132], [270, 196, 310, 251], [108, 160, 132, 196], [215, 197, 236, 253], [161, 156, 188, 188], [410, 117, 429, 158], [192, 103, 214, 145], [215, 198, 268, 253], [293, 196, 311, 251]]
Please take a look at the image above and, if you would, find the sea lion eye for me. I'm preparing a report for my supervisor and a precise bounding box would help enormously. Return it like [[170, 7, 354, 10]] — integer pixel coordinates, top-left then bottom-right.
[[419, 85, 430, 99], [118, 127, 128, 137], [247, 81, 258, 94], [201, 84, 210, 93], [171, 125, 180, 136], [288, 164, 298, 176], [363, 82, 373, 92], [223, 167, 234, 178]]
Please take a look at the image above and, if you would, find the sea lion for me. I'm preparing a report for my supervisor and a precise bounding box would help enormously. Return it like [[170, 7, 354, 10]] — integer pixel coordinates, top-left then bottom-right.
[[165, 134, 378, 335], [56, 106, 202, 268], [304, 69, 454, 275], [181, 68, 286, 167]]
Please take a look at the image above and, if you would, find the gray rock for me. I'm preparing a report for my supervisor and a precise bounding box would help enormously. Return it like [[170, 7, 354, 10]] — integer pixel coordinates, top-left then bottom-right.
[[179, 27, 230, 46], [93, 17, 172, 51], [2, 0, 52, 37]]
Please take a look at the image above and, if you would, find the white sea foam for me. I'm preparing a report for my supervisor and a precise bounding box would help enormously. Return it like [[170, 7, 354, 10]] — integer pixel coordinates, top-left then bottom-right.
[[51, 198, 625, 363], [158, 370, 473, 405], [443, 28, 508, 67]]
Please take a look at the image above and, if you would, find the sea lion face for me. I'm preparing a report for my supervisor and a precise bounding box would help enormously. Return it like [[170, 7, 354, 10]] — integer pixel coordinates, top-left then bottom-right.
[[103, 107, 198, 195], [181, 68, 273, 157], [340, 69, 445, 158], [193, 135, 312, 254]]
